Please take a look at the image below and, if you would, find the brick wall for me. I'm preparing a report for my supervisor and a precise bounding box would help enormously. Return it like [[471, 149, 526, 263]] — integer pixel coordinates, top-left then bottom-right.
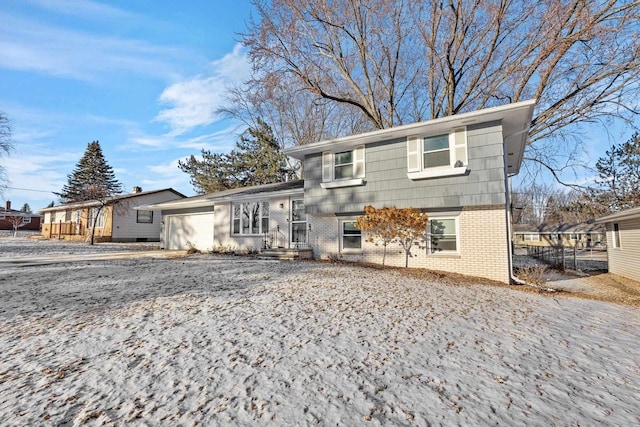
[[309, 205, 510, 283]]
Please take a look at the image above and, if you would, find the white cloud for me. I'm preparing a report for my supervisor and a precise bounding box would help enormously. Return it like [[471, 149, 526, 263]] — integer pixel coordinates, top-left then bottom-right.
[[23, 0, 134, 21], [148, 158, 182, 176], [154, 44, 251, 136], [127, 122, 243, 152], [0, 11, 188, 81], [144, 158, 194, 196]]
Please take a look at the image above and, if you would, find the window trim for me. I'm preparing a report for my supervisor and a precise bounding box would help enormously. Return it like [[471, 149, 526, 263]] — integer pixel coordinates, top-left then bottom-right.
[[290, 199, 307, 246], [340, 219, 363, 254], [524, 233, 540, 242], [321, 146, 365, 188], [90, 208, 106, 228], [231, 201, 269, 236], [136, 210, 154, 224], [22, 216, 32, 224], [427, 216, 460, 255], [407, 127, 468, 180]]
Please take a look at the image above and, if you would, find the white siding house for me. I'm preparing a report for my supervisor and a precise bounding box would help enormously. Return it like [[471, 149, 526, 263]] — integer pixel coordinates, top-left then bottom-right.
[[40, 188, 185, 242], [595, 207, 640, 282]]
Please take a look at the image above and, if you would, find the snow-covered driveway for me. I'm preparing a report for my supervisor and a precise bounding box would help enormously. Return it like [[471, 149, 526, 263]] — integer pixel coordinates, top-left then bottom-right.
[[0, 238, 639, 425]]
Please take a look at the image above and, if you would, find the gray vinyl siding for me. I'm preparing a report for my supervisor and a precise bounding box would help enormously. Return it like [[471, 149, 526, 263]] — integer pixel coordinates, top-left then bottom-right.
[[606, 217, 640, 282], [304, 121, 506, 215]]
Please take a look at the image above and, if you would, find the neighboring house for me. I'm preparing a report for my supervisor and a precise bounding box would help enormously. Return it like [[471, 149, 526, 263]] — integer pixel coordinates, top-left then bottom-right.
[[144, 100, 535, 283], [39, 187, 185, 242], [0, 201, 42, 231], [595, 207, 640, 282], [512, 223, 606, 248]]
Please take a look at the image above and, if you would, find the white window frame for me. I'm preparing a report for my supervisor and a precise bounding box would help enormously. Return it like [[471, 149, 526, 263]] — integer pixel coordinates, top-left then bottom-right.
[[137, 210, 154, 224], [340, 220, 363, 253], [524, 233, 540, 242], [22, 216, 32, 224], [90, 208, 106, 228], [427, 216, 460, 255], [407, 127, 468, 180], [321, 146, 365, 189], [231, 201, 269, 236]]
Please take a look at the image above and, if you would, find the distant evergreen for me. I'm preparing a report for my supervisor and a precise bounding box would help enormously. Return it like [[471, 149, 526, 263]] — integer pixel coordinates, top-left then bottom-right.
[[57, 141, 123, 203]]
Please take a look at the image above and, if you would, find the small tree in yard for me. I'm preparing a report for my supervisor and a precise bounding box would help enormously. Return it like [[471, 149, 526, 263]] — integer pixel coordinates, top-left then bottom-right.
[[356, 205, 428, 268], [6, 214, 25, 237]]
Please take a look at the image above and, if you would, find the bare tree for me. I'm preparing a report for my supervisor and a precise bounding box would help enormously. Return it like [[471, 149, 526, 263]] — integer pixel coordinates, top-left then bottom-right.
[[0, 111, 14, 192], [6, 214, 25, 237], [244, 0, 640, 182], [223, 74, 372, 147]]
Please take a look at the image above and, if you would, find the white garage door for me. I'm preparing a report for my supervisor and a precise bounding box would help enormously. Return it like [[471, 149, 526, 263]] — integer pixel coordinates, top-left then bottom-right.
[[165, 213, 214, 251]]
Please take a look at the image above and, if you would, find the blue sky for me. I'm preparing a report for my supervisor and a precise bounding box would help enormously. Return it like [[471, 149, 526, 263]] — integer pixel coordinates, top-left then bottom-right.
[[0, 0, 254, 210], [1, 0, 636, 212]]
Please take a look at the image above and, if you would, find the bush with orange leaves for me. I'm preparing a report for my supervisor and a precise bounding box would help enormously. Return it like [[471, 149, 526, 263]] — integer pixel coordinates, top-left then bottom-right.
[[355, 205, 428, 268]]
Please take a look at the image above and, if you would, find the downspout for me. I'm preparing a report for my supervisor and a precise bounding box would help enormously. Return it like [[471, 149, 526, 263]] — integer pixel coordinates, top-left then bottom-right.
[[503, 143, 526, 285], [505, 174, 527, 285]]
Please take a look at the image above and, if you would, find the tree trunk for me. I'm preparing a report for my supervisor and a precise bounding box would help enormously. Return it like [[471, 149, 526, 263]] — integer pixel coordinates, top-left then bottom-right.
[[89, 206, 104, 246]]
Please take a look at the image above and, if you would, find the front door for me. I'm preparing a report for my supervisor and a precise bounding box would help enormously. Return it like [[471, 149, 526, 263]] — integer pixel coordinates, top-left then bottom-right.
[[290, 199, 307, 248]]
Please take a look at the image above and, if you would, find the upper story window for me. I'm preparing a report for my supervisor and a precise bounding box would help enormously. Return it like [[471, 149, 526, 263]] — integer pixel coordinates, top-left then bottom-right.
[[321, 146, 365, 189], [407, 127, 467, 180], [232, 201, 269, 235]]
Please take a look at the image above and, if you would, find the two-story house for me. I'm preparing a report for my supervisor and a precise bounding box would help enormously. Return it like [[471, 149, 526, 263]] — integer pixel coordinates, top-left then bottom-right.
[[143, 100, 535, 283]]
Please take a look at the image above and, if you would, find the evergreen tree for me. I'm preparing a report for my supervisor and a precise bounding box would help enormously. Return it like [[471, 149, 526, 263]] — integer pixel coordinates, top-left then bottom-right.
[[179, 119, 297, 194], [592, 132, 640, 212], [20, 203, 31, 213], [57, 141, 123, 203]]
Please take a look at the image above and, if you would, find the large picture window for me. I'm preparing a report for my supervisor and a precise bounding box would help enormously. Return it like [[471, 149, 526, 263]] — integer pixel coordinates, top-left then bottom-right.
[[232, 201, 269, 235], [341, 220, 362, 252], [428, 217, 459, 254]]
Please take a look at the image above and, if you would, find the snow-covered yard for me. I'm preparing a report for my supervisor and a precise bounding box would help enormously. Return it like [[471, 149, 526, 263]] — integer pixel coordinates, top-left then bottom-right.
[[1, 238, 639, 425]]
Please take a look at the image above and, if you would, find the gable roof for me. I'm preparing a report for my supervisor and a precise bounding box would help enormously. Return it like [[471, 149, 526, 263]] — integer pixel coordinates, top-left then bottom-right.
[[38, 188, 186, 213], [0, 207, 41, 218], [595, 206, 640, 223], [139, 180, 305, 210], [284, 99, 536, 175]]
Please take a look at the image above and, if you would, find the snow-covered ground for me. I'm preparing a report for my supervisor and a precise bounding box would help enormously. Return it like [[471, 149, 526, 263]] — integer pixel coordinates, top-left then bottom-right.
[[1, 237, 639, 425]]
